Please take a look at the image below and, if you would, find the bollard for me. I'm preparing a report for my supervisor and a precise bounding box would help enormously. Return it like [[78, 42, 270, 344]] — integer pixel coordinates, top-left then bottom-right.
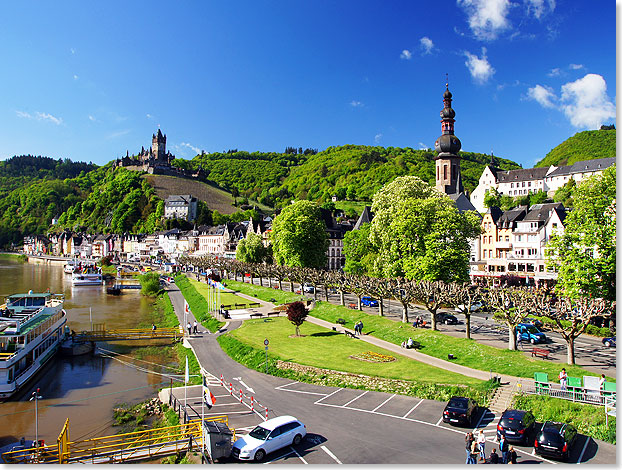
[[265, 407, 268, 420], [220, 374, 224, 386], [250, 396, 254, 412], [229, 382, 233, 395], [240, 389, 243, 403]]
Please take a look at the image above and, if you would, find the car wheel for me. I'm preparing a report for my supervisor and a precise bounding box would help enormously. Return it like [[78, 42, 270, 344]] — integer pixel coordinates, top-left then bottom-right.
[[254, 449, 266, 462], [530, 338, 536, 344], [605, 341, 611, 347], [293, 434, 303, 446]]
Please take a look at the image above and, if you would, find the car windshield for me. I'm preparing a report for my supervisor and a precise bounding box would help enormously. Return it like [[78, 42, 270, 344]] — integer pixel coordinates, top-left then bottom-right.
[[248, 425, 271, 440], [448, 398, 467, 409], [526, 326, 540, 334]]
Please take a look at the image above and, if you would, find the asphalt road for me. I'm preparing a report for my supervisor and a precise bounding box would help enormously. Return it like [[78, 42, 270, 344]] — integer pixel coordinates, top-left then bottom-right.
[[165, 281, 616, 465]]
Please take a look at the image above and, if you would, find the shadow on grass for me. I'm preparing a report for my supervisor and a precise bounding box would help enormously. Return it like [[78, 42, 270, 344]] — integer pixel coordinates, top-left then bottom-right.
[[309, 331, 341, 337]]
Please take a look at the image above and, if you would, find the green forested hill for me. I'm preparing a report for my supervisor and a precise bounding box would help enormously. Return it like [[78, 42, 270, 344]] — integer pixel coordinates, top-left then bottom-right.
[[535, 129, 616, 167]]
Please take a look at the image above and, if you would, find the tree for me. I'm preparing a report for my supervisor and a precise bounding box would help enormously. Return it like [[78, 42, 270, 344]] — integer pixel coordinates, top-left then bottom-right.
[[369, 176, 481, 282], [485, 287, 532, 350], [483, 187, 502, 209], [287, 301, 308, 336], [553, 178, 576, 207], [450, 283, 483, 339], [546, 166, 616, 301], [236, 233, 270, 264], [270, 200, 328, 268], [413, 280, 454, 331], [343, 223, 374, 275]]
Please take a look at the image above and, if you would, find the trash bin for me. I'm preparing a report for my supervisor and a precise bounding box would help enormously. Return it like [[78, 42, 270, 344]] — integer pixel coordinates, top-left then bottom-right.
[[204, 421, 233, 461]]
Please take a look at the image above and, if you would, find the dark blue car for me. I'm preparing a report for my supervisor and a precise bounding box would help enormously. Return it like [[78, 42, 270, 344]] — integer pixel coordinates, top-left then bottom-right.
[[602, 337, 616, 348], [361, 296, 379, 307]]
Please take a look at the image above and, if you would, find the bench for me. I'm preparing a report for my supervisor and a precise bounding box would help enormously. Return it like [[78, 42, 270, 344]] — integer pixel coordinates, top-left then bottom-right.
[[249, 312, 263, 318], [267, 311, 280, 317], [248, 302, 260, 308], [234, 303, 247, 308], [344, 330, 356, 338], [531, 347, 550, 359], [221, 304, 232, 309]]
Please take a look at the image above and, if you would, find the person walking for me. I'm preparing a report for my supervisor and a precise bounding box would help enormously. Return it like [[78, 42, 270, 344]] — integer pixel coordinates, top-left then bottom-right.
[[358, 320, 364, 336], [470, 438, 480, 465], [499, 434, 509, 464], [559, 368, 567, 391], [508, 446, 517, 464], [193, 320, 198, 334], [465, 432, 474, 464], [187, 321, 192, 336], [477, 429, 486, 462]]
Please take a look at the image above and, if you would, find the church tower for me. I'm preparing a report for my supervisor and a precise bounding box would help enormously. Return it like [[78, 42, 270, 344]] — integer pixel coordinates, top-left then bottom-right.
[[434, 83, 464, 195], [152, 129, 166, 162]]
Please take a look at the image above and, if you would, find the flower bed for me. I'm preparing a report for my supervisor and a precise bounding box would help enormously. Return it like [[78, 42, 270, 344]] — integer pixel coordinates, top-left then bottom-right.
[[350, 351, 396, 363]]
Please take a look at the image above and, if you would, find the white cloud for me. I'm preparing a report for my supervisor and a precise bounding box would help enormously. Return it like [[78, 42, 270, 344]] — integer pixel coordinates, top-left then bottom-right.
[[457, 0, 511, 40], [560, 74, 615, 129], [569, 63, 584, 70], [350, 100, 364, 108], [73, 74, 79, 80], [16, 110, 63, 125], [418, 142, 428, 150], [70, 48, 75, 55], [374, 133, 383, 144], [547, 67, 561, 77], [420, 37, 434, 55], [400, 49, 412, 60], [180, 142, 201, 154], [463, 48, 495, 84], [146, 113, 154, 119], [527, 84, 557, 108], [525, 0, 556, 19], [88, 115, 96, 122]]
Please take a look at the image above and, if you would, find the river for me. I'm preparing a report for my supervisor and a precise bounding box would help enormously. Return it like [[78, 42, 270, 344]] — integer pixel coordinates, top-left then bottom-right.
[[0, 258, 174, 448]]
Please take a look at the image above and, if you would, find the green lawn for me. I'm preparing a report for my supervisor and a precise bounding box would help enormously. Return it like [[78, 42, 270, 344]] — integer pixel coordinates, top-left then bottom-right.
[[224, 279, 302, 305], [229, 316, 483, 387], [188, 279, 246, 306], [223, 279, 614, 383]]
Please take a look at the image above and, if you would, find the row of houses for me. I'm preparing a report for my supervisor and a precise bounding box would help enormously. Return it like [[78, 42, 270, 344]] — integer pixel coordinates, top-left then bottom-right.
[[23, 209, 355, 270]]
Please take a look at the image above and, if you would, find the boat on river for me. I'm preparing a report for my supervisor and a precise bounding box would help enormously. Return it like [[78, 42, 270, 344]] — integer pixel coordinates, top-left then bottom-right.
[[63, 261, 76, 274], [0, 292, 67, 400], [60, 337, 95, 356], [71, 266, 103, 286]]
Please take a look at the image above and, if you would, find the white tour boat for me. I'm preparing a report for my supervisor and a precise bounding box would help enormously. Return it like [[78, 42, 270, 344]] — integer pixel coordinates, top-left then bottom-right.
[[0, 292, 67, 400], [63, 261, 76, 274], [71, 266, 103, 286]]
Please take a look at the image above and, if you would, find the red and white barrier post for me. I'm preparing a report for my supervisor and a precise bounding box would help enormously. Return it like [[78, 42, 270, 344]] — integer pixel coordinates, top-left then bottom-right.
[[250, 396, 254, 412], [239, 389, 243, 403], [229, 382, 233, 395]]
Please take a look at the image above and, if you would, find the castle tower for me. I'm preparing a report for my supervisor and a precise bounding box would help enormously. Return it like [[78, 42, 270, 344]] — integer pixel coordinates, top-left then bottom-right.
[[434, 83, 463, 195], [152, 129, 166, 162]]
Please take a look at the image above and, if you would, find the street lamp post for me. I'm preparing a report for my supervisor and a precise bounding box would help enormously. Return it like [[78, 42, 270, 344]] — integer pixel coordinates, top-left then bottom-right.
[[30, 388, 42, 451]]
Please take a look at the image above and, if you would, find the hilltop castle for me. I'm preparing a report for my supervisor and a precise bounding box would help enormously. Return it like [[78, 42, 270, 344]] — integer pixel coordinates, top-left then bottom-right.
[[116, 129, 176, 173]]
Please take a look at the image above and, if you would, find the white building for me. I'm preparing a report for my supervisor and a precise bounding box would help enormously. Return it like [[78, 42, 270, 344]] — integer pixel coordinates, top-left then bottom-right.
[[164, 195, 198, 222]]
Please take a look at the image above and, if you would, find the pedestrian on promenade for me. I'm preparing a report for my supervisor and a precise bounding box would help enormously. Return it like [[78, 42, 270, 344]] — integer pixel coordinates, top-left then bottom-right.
[[151, 323, 157, 336], [599, 373, 606, 389], [465, 432, 474, 464], [193, 320, 198, 334], [470, 438, 480, 464], [358, 321, 364, 336], [489, 448, 499, 464], [187, 321, 192, 336], [508, 445, 517, 464], [559, 368, 567, 391], [477, 429, 486, 461], [499, 434, 509, 464]]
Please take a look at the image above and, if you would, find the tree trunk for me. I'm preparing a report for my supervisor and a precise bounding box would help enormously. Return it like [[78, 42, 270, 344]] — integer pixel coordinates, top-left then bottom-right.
[[339, 291, 345, 306], [290, 281, 294, 292], [567, 337, 576, 365], [508, 326, 517, 350], [324, 287, 329, 302], [295, 325, 300, 337], [314, 288, 318, 301], [378, 299, 384, 316], [401, 303, 409, 323], [357, 296, 361, 310], [259, 275, 263, 287], [430, 309, 438, 331], [278, 279, 282, 290], [465, 313, 471, 339]]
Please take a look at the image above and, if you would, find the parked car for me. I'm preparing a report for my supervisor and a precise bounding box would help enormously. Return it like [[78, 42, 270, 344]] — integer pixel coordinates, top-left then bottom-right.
[[435, 312, 459, 325], [442, 396, 477, 426], [303, 284, 315, 293], [534, 421, 577, 461], [516, 323, 547, 344], [361, 296, 379, 307], [231, 416, 306, 462], [455, 301, 485, 313], [496, 409, 536, 444], [525, 317, 544, 329], [602, 336, 616, 348]]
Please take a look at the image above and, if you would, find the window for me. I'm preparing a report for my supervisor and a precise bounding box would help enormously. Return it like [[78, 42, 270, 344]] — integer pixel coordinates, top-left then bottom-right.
[[552, 223, 558, 229], [511, 183, 514, 188], [528, 181, 531, 187], [443, 165, 447, 180]]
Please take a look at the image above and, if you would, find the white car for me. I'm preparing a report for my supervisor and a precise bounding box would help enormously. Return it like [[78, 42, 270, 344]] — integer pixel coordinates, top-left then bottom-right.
[[455, 301, 485, 313], [231, 415, 306, 462], [303, 284, 315, 293]]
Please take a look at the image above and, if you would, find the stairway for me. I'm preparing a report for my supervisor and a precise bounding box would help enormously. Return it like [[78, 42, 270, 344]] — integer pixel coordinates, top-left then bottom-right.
[[488, 380, 517, 415]]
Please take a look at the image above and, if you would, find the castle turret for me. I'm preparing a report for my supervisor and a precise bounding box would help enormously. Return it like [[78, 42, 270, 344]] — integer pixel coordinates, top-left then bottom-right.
[[152, 129, 166, 162], [434, 83, 463, 195]]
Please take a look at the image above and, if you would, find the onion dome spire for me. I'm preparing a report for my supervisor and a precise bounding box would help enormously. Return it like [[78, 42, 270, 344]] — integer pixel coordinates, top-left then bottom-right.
[[434, 79, 462, 157]]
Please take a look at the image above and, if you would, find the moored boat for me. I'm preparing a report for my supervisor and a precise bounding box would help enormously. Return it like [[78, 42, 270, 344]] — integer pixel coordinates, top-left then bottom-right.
[[60, 338, 95, 356], [0, 292, 67, 400], [71, 266, 103, 286], [63, 261, 76, 274]]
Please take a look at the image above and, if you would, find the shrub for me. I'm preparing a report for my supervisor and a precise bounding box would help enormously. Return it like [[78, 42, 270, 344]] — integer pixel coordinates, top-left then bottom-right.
[[139, 272, 162, 297]]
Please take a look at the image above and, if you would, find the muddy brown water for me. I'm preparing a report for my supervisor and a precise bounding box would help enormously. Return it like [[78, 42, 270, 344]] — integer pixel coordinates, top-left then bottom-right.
[[0, 258, 176, 447]]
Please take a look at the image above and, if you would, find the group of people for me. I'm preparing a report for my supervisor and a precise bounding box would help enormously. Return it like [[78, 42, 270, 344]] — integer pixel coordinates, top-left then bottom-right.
[[412, 316, 425, 328], [354, 320, 364, 336], [186, 320, 198, 336], [401, 337, 415, 349], [559, 367, 607, 392], [465, 431, 516, 464]]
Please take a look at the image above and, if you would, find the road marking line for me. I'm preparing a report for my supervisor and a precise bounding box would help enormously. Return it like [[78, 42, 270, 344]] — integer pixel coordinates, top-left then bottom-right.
[[577, 436, 590, 463], [372, 394, 396, 412], [276, 387, 328, 396], [343, 391, 368, 407], [275, 381, 300, 390], [435, 416, 444, 426], [321, 445, 342, 464], [314, 388, 343, 404], [402, 398, 424, 418], [290, 446, 308, 464]]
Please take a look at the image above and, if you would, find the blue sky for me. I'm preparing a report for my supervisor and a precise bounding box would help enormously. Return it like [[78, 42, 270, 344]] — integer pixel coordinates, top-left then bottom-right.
[[0, 1, 616, 168]]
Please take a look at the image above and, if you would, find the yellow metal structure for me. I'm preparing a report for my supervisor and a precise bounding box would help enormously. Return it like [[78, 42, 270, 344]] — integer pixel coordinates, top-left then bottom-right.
[[80, 323, 181, 341], [1, 416, 232, 464]]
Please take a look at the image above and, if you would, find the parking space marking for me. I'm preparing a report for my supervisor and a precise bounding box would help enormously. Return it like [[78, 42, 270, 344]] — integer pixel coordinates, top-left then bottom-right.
[[372, 394, 396, 412], [435, 416, 444, 426], [314, 388, 344, 404], [342, 391, 368, 407], [577, 436, 590, 463], [321, 445, 342, 464], [290, 446, 309, 464], [402, 398, 423, 418], [274, 382, 329, 396]]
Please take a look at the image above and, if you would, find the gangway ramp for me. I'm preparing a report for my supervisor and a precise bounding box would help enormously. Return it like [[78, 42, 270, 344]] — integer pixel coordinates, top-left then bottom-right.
[[80, 322, 181, 341]]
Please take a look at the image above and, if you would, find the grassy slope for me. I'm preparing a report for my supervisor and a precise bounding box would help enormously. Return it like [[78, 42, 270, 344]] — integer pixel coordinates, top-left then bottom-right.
[[173, 275, 225, 332], [535, 129, 616, 167], [223, 279, 614, 383]]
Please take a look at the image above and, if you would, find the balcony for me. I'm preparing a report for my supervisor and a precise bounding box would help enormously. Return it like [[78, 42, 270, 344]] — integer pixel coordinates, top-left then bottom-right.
[[495, 241, 512, 249]]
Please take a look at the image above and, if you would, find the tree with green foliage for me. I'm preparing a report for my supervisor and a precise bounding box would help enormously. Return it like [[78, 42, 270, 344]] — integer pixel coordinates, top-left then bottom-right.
[[546, 166, 616, 301], [343, 223, 374, 275], [369, 176, 482, 282], [483, 187, 502, 209], [236, 232, 271, 264], [553, 179, 576, 207], [270, 201, 328, 268], [529, 190, 549, 205]]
